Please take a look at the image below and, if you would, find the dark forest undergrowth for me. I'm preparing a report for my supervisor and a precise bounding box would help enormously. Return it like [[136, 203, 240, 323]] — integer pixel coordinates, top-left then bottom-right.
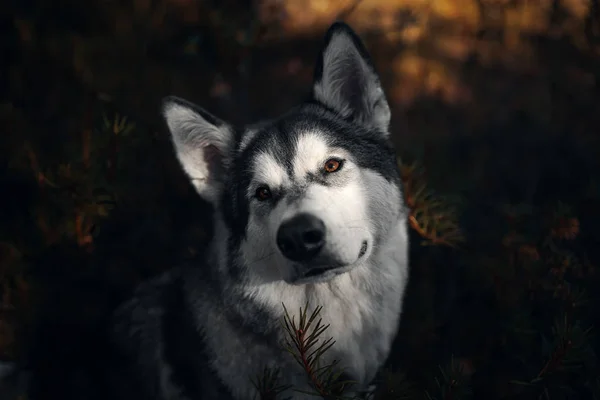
[[1, 0, 600, 398]]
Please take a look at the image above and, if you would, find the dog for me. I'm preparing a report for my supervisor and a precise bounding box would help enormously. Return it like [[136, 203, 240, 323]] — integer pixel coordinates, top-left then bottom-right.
[[110, 21, 410, 400]]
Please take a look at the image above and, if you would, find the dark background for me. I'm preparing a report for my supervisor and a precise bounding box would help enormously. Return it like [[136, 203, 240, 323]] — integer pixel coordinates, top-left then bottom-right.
[[1, 0, 600, 399]]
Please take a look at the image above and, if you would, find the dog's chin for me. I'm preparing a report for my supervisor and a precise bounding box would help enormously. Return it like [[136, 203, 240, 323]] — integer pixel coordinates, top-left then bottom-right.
[[286, 240, 370, 285], [288, 264, 355, 285]]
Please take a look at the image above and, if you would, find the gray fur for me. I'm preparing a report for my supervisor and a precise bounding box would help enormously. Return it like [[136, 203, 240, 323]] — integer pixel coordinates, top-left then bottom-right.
[[110, 22, 409, 400]]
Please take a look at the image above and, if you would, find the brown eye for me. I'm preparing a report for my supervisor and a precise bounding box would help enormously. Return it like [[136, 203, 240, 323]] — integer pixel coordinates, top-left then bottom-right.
[[324, 158, 343, 173], [255, 186, 272, 201]]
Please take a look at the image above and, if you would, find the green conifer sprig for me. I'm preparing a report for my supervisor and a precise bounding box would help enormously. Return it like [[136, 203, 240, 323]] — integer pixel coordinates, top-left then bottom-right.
[[281, 302, 357, 399], [511, 314, 596, 396], [251, 366, 292, 400], [540, 315, 595, 377], [425, 356, 473, 400]]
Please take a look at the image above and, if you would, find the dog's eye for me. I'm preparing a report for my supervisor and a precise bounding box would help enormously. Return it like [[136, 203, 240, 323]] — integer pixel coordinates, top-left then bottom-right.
[[323, 158, 343, 173], [255, 186, 272, 201]]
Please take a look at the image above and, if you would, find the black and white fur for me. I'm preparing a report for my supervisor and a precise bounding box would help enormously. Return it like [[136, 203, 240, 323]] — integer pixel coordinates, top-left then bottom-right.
[[111, 22, 410, 400]]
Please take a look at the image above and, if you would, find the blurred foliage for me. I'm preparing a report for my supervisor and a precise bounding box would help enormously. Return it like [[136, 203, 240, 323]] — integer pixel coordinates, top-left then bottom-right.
[[1, 0, 600, 399]]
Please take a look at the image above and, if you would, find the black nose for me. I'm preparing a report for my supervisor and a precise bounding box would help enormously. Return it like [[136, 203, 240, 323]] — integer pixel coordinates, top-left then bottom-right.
[[276, 213, 326, 262]]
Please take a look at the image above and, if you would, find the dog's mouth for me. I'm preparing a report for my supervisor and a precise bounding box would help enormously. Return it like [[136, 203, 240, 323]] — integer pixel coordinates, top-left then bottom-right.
[[299, 241, 369, 280], [304, 266, 337, 278], [358, 240, 368, 258]]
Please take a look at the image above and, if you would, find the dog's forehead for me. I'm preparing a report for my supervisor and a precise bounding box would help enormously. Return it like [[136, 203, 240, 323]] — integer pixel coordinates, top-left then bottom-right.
[[291, 131, 331, 179], [243, 127, 333, 186], [250, 151, 289, 188]]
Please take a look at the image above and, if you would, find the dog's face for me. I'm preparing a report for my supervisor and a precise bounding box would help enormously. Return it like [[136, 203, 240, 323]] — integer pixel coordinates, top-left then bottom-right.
[[163, 23, 403, 284]]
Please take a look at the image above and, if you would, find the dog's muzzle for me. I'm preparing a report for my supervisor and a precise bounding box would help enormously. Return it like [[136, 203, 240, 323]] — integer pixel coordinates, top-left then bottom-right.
[[276, 213, 369, 280]]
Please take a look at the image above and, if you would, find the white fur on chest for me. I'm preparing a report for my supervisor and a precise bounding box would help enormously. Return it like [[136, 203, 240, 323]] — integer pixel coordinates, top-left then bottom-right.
[[199, 220, 408, 400], [248, 219, 408, 388]]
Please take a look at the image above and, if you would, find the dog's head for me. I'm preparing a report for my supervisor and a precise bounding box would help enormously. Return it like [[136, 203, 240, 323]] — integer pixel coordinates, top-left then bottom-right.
[[162, 22, 404, 284]]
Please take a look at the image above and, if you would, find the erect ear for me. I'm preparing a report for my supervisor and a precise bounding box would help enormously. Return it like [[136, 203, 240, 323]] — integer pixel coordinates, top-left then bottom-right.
[[162, 96, 234, 205], [312, 22, 391, 134]]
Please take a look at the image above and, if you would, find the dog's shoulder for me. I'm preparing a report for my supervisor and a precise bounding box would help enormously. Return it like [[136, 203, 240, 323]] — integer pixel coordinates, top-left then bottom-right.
[[110, 267, 233, 400], [111, 270, 177, 355], [109, 270, 180, 398]]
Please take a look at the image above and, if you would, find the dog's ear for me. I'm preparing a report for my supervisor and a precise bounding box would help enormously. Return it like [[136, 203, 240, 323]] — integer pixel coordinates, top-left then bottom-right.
[[312, 22, 390, 134], [162, 96, 234, 205]]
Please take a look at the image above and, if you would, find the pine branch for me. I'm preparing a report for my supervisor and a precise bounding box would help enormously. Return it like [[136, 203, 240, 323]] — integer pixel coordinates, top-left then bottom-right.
[[251, 366, 292, 400], [400, 161, 463, 248], [21, 111, 131, 249], [511, 314, 596, 395], [425, 356, 472, 400], [281, 302, 357, 399]]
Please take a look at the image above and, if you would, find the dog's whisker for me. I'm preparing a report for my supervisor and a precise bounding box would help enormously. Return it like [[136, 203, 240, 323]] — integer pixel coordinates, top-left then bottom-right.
[[246, 251, 277, 265]]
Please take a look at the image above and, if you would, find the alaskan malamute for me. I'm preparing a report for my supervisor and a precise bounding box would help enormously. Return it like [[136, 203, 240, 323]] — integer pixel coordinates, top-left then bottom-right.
[[111, 21, 410, 400]]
